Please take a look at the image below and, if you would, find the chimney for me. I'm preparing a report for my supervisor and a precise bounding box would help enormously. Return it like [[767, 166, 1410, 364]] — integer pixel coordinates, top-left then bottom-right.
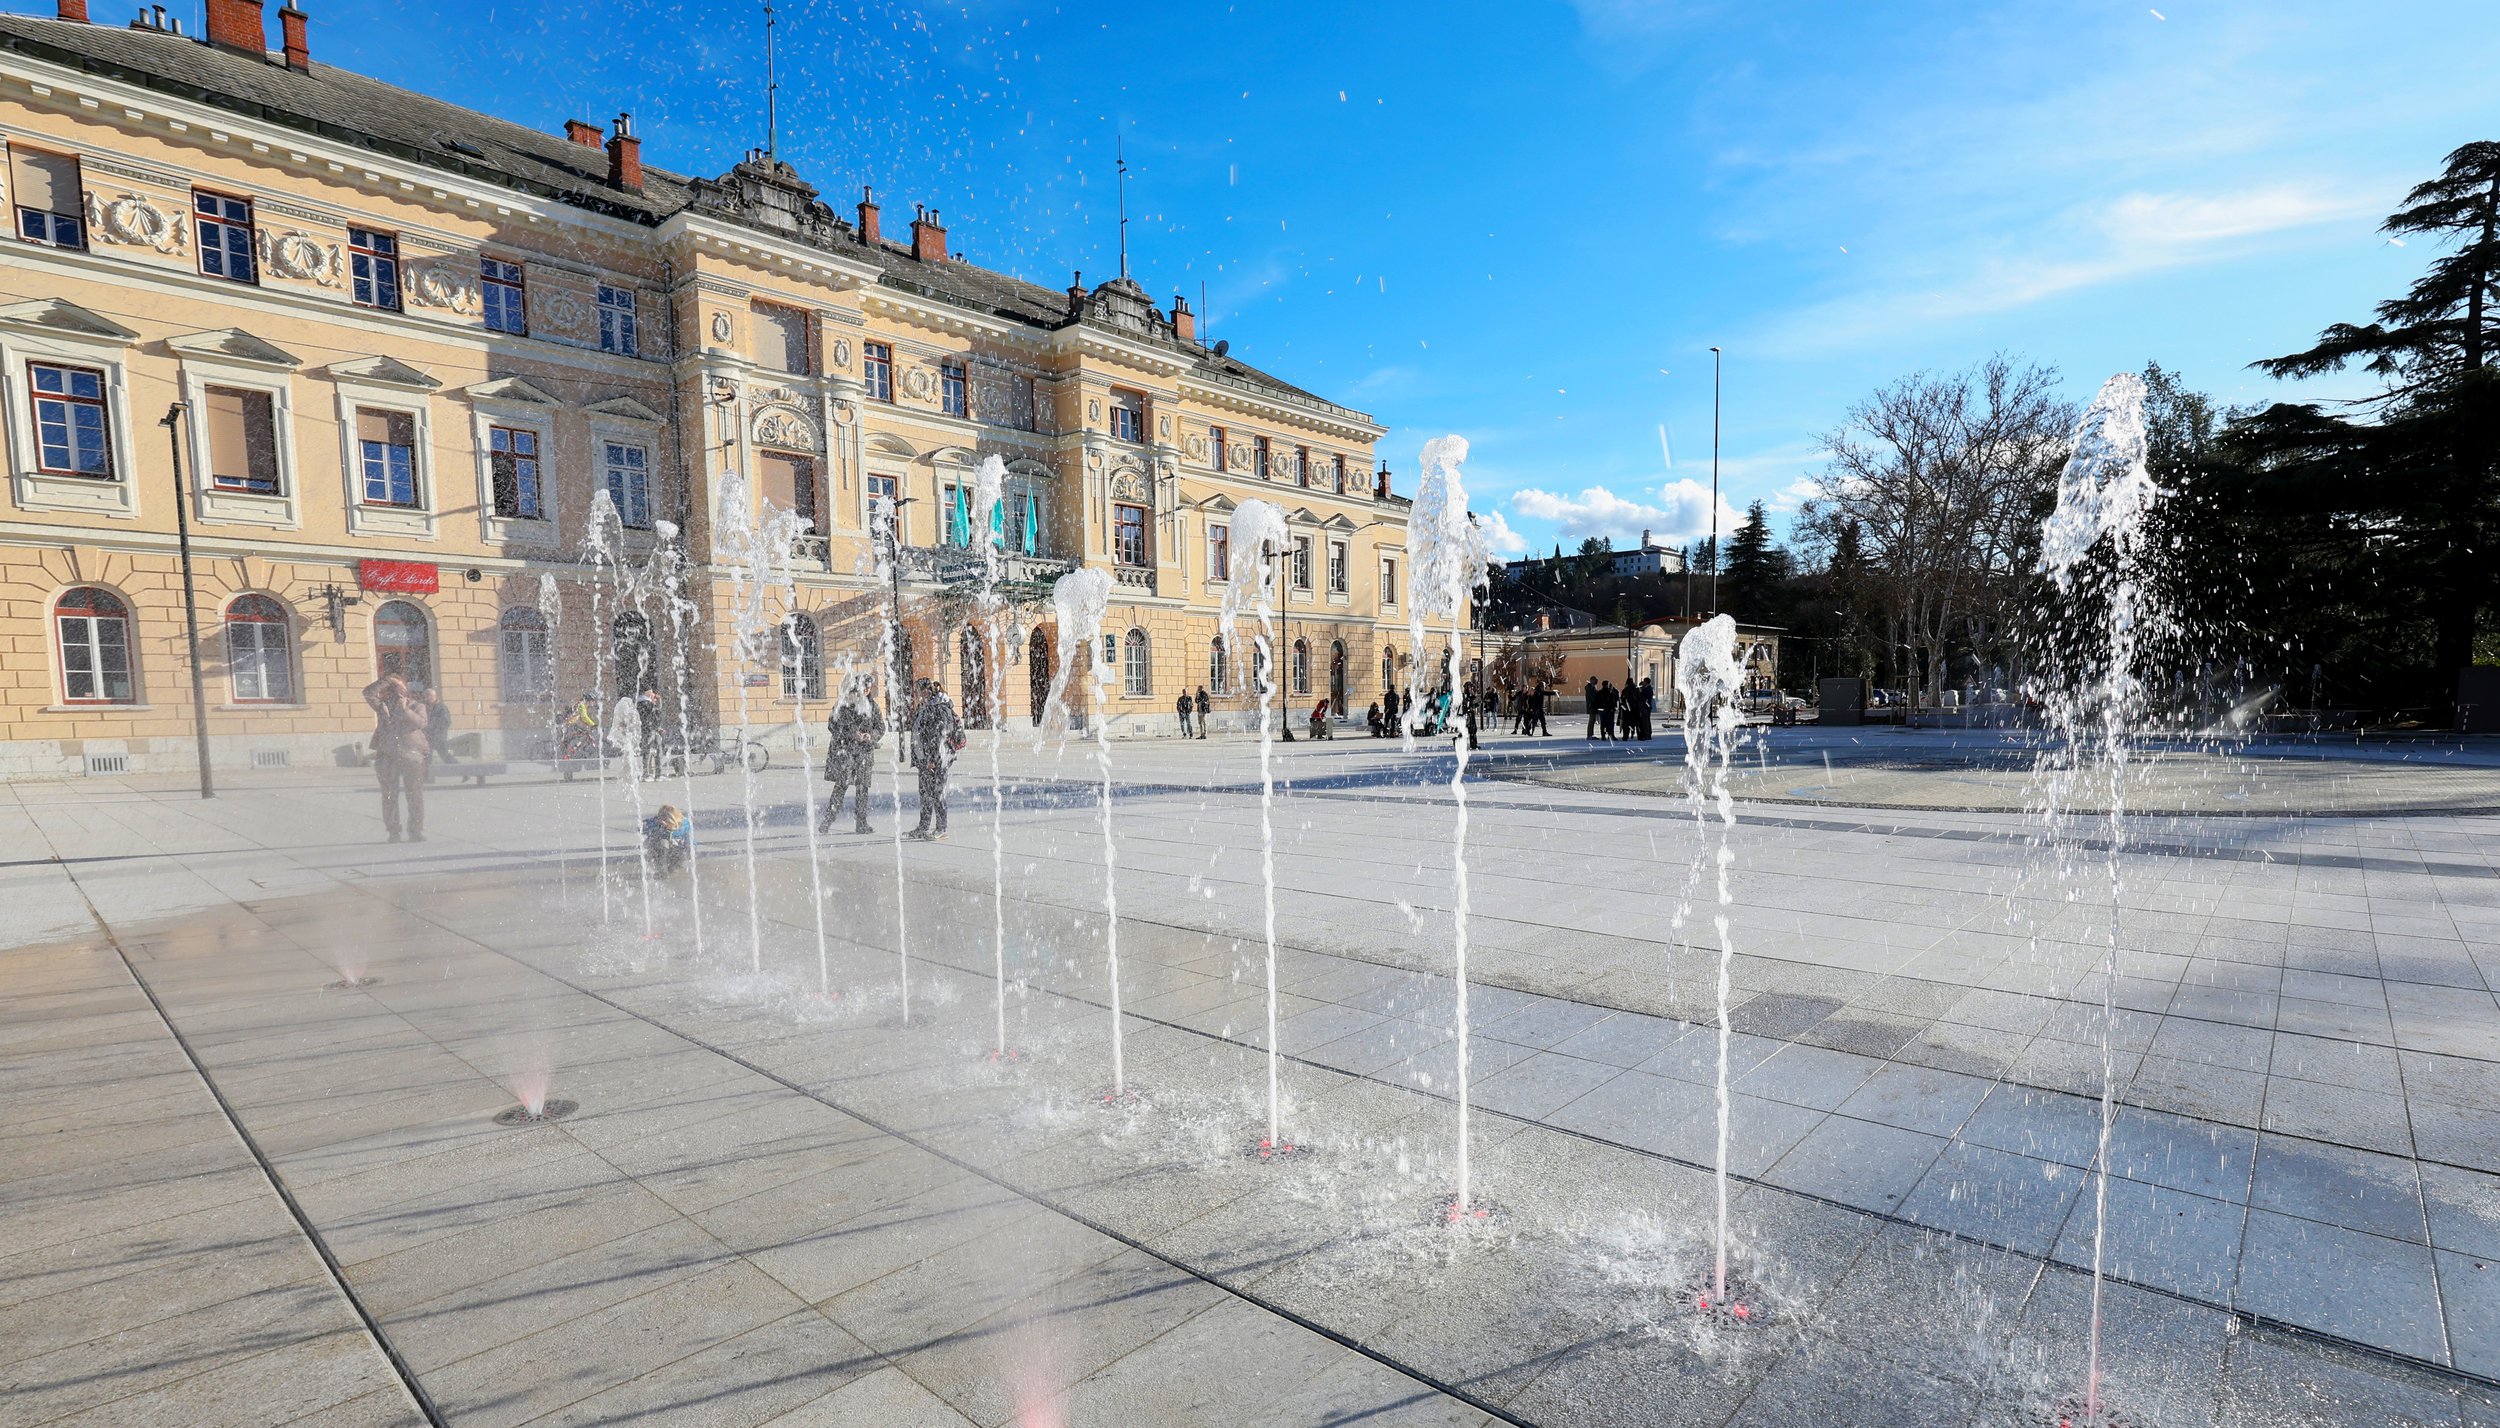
[[277, 2, 308, 70], [204, 0, 264, 54], [1376, 462, 1393, 500], [856, 187, 881, 246], [564, 119, 602, 148], [910, 205, 947, 263], [1066, 271, 1085, 315], [606, 113, 642, 194], [55, 0, 90, 21], [1171, 294, 1195, 344]]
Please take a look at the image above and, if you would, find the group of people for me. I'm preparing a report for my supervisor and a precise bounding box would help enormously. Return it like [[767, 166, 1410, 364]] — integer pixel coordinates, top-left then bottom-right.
[[1172, 687, 1214, 738], [362, 675, 467, 842], [1580, 675, 1658, 741], [814, 675, 963, 842]]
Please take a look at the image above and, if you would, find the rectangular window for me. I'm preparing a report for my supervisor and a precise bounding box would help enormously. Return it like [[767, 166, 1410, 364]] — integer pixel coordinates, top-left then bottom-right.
[[30, 362, 112, 478], [942, 482, 975, 547], [1291, 535, 1313, 589], [755, 302, 810, 374], [1255, 435, 1273, 480], [600, 442, 650, 530], [10, 146, 84, 249], [194, 191, 255, 283], [1101, 633, 1117, 668], [1207, 425, 1227, 472], [203, 385, 278, 494], [1381, 557, 1399, 607], [862, 342, 893, 402], [598, 285, 638, 355], [1207, 522, 1230, 581], [940, 359, 968, 417], [481, 256, 526, 334], [866, 472, 899, 533], [1109, 389, 1145, 443], [1295, 446, 1311, 488], [356, 407, 418, 507], [1332, 454, 1348, 494], [349, 228, 399, 310], [1328, 540, 1349, 594], [489, 425, 542, 519], [602, 441, 651, 529], [1008, 489, 1040, 554], [1113, 503, 1149, 567], [759, 450, 817, 524]]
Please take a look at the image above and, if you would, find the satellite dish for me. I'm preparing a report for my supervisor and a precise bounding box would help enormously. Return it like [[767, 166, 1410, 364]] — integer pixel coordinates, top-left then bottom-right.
[[1212, 339, 1230, 357]]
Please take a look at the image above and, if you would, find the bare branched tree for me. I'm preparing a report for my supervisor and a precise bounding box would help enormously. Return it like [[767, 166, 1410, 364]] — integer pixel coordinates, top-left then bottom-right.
[[1799, 355, 2074, 705]]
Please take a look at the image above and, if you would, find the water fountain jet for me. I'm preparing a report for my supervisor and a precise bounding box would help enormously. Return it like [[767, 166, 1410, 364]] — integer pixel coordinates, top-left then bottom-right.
[[1039, 564, 1133, 1101], [1219, 498, 1303, 1159]]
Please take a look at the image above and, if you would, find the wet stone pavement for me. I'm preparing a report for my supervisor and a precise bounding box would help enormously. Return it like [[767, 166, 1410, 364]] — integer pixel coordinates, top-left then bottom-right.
[[3, 732, 2498, 1425]]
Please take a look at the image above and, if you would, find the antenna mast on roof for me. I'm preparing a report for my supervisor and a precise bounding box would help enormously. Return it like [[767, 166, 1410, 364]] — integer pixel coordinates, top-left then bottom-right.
[[1116, 133, 1130, 279], [763, 1, 780, 157]]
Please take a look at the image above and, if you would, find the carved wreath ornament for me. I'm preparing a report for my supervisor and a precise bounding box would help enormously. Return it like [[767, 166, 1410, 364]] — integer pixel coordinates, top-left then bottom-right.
[[84, 192, 187, 253], [829, 337, 852, 369], [261, 230, 343, 287], [751, 404, 821, 452], [537, 289, 592, 340], [901, 365, 936, 402], [710, 311, 734, 344], [408, 265, 479, 315]]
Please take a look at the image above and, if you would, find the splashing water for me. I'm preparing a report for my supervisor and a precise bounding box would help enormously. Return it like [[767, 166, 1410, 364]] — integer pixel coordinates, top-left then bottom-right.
[[1040, 566, 1124, 1094], [872, 494, 913, 1023], [972, 456, 1012, 1055], [538, 572, 569, 910], [1403, 435, 1492, 1215], [719, 469, 805, 974], [1220, 497, 1292, 1148], [2033, 372, 2161, 1428], [581, 491, 623, 925], [1675, 614, 1745, 1302], [613, 695, 654, 938], [775, 527, 833, 997], [650, 522, 707, 958]]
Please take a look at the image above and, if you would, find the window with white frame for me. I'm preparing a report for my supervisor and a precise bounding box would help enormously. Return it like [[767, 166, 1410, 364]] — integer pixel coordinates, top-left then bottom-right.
[[498, 607, 552, 702], [55, 586, 134, 704], [349, 228, 399, 310], [1123, 629, 1150, 697], [488, 425, 542, 520], [1328, 540, 1349, 594], [30, 362, 113, 479], [940, 359, 968, 417], [223, 593, 294, 703], [597, 286, 637, 356], [1113, 503, 1150, 567], [862, 341, 893, 402], [1209, 636, 1232, 695], [1207, 522, 1230, 581], [1109, 388, 1145, 443], [356, 407, 420, 507], [480, 257, 526, 334], [1292, 638, 1310, 695], [866, 471, 899, 535], [602, 441, 651, 529], [10, 146, 84, 249], [1291, 535, 1313, 590], [1004, 485, 1042, 555], [1381, 556, 1399, 607], [194, 192, 255, 283], [202, 385, 279, 494]]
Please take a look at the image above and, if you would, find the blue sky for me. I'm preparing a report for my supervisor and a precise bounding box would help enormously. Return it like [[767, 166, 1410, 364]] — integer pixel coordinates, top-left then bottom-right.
[[195, 0, 2500, 556]]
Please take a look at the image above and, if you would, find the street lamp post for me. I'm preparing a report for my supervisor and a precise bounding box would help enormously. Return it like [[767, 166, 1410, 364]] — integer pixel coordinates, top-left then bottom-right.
[[1264, 542, 1295, 742], [1709, 345, 1722, 618], [161, 403, 214, 800], [880, 495, 918, 742]]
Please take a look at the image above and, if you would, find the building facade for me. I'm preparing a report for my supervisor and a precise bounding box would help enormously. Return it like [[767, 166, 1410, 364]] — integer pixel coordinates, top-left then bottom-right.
[[0, 0, 1420, 779]]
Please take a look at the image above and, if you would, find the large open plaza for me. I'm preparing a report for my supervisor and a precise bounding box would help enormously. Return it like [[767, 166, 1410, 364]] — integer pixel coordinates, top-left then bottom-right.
[[8, 729, 2499, 1425]]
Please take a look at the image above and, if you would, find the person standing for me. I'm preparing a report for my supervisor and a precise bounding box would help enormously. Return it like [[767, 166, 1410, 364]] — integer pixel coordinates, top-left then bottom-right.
[[1194, 685, 1211, 739], [1637, 676, 1658, 740], [636, 687, 664, 774], [818, 677, 881, 834], [1175, 689, 1193, 738], [362, 675, 431, 843], [1582, 677, 1600, 739], [908, 678, 963, 840], [418, 685, 457, 765]]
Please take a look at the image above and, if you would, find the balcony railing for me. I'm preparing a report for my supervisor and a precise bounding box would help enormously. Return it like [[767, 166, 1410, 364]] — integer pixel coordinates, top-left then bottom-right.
[[1113, 564, 1156, 594], [896, 542, 1081, 591]]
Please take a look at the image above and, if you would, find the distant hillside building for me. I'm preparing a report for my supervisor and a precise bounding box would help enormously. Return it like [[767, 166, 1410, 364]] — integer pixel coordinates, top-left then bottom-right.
[[1505, 529, 1687, 582]]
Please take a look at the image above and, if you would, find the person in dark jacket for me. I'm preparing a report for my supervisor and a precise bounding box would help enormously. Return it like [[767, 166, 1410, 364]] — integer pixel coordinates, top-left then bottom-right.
[[1582, 677, 1600, 738], [362, 675, 431, 842], [908, 679, 962, 840], [1194, 686, 1211, 738], [419, 685, 456, 764], [818, 677, 881, 834], [1636, 677, 1658, 740], [1176, 690, 1194, 738], [1596, 680, 1618, 740]]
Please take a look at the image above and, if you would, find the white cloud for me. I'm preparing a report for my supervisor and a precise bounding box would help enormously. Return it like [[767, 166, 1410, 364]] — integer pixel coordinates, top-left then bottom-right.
[[1472, 507, 1530, 558], [1764, 475, 1821, 516], [1509, 478, 1741, 549]]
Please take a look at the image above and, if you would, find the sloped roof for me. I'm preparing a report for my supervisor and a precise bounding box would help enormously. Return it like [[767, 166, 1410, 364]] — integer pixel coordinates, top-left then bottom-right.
[[0, 13, 1371, 426]]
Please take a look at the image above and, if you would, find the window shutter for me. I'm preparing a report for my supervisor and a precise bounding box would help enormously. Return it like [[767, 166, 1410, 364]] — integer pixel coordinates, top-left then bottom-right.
[[8, 146, 77, 214], [356, 408, 400, 446], [205, 387, 252, 482]]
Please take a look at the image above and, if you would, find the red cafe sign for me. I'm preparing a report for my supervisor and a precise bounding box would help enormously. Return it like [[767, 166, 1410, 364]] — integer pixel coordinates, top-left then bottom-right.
[[358, 559, 439, 594]]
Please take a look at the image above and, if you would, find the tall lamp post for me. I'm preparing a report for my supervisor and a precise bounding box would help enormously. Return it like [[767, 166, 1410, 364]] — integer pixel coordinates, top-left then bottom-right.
[[1263, 541, 1296, 742], [161, 403, 214, 800], [1708, 345, 1723, 618], [879, 494, 918, 739]]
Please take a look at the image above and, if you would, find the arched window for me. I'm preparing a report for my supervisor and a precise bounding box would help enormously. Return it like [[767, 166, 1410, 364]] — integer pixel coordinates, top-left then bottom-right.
[[1209, 635, 1232, 695], [224, 593, 294, 703], [1251, 642, 1270, 696], [1291, 637, 1310, 696], [1329, 640, 1348, 716], [55, 586, 134, 704], [1381, 649, 1396, 695], [779, 612, 823, 700], [374, 600, 431, 685], [1123, 628, 1150, 697], [612, 611, 655, 698], [499, 607, 552, 702]]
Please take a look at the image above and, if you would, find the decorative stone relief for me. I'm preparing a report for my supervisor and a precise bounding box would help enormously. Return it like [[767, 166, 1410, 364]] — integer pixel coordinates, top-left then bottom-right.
[[831, 401, 857, 427], [257, 229, 343, 286], [710, 311, 733, 344], [751, 403, 822, 452], [1086, 398, 1103, 424], [1159, 414, 1173, 439], [535, 289, 593, 342], [1085, 449, 1104, 472], [84, 193, 186, 253], [1228, 443, 1253, 474], [901, 365, 936, 402], [408, 264, 480, 315], [1110, 470, 1149, 503], [829, 337, 852, 369], [1184, 434, 1209, 462]]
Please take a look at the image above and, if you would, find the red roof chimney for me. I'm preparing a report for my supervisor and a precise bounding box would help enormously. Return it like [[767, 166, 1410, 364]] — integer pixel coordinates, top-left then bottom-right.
[[1171, 294, 1196, 344], [1066, 271, 1085, 315], [54, 0, 90, 21], [910, 205, 947, 263], [1376, 462, 1393, 500], [606, 113, 642, 194], [204, 0, 265, 54], [278, 2, 308, 71], [564, 119, 602, 148], [857, 187, 881, 246]]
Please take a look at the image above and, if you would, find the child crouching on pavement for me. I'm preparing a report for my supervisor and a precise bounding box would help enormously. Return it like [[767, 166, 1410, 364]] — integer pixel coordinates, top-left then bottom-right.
[[642, 805, 690, 876]]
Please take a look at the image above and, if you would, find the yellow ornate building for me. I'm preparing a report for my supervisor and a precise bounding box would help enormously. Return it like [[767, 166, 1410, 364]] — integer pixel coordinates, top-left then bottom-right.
[[0, 0, 1419, 778]]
